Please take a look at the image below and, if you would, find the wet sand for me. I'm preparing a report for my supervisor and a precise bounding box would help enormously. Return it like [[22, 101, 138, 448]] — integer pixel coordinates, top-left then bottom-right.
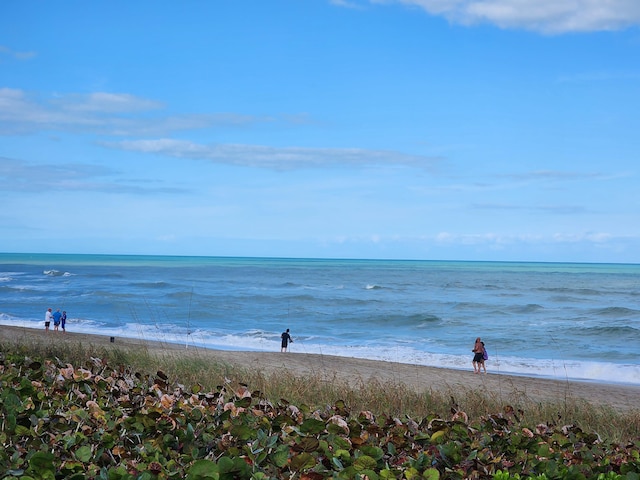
[[2, 325, 639, 411]]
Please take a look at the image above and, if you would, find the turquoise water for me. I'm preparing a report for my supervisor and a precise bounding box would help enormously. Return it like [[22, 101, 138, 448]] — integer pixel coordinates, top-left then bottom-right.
[[1, 253, 639, 384]]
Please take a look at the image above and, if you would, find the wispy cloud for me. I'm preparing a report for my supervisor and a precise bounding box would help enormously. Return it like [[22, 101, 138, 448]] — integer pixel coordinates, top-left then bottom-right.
[[0, 88, 271, 136], [500, 170, 609, 182], [103, 138, 442, 171], [364, 0, 640, 33], [471, 202, 590, 215], [53, 92, 164, 113], [0, 157, 186, 194], [0, 45, 36, 60], [330, 0, 365, 8], [557, 71, 640, 83], [432, 231, 619, 245]]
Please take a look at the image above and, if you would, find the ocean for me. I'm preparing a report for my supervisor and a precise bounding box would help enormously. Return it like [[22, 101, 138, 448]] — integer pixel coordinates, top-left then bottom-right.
[[1, 253, 639, 385]]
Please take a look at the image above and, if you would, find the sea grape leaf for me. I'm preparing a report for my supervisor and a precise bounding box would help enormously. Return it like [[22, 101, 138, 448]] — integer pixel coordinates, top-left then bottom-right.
[[438, 442, 461, 463], [108, 465, 135, 479], [186, 459, 218, 479], [423, 467, 441, 480], [358, 446, 384, 460], [290, 452, 316, 471], [65, 474, 88, 480], [332, 435, 352, 450], [430, 430, 446, 444], [190, 408, 203, 422], [75, 445, 93, 462], [230, 423, 255, 441], [334, 449, 351, 463], [217, 456, 251, 479], [353, 455, 377, 471], [15, 425, 31, 436], [234, 396, 252, 408], [4, 392, 23, 410], [27, 451, 55, 475], [359, 469, 379, 479], [292, 437, 320, 452], [271, 444, 290, 468], [5, 413, 17, 432], [300, 418, 325, 434]]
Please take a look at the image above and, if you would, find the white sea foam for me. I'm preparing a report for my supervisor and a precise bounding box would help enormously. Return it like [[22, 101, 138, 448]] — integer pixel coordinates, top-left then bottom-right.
[[2, 318, 637, 385]]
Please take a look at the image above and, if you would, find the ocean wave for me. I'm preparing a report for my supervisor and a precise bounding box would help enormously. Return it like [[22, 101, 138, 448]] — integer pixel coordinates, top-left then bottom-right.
[[0, 319, 638, 385], [536, 287, 602, 296], [507, 303, 544, 314], [453, 302, 490, 310], [131, 281, 173, 289], [44, 270, 65, 276], [365, 284, 383, 290], [590, 306, 640, 317], [580, 325, 640, 338]]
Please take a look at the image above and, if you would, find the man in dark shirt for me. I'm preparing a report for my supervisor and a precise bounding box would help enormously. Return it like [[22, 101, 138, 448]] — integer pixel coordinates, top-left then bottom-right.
[[281, 328, 293, 352]]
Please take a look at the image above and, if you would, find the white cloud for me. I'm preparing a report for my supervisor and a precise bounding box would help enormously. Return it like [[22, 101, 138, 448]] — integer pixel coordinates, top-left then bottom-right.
[[103, 138, 442, 171], [0, 45, 36, 60], [0, 157, 186, 194], [0, 88, 265, 136], [432, 231, 623, 246], [55, 92, 164, 113], [368, 0, 640, 33], [330, 0, 364, 8]]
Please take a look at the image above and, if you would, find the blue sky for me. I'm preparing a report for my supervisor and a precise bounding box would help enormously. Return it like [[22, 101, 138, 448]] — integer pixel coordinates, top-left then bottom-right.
[[1, 0, 639, 262]]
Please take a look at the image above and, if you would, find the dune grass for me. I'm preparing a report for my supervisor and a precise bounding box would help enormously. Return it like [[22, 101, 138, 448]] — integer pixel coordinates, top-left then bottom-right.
[[2, 337, 639, 444]]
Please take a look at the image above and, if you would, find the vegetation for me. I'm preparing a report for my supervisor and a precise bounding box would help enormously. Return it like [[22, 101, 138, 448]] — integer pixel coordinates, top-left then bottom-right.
[[1, 339, 639, 479]]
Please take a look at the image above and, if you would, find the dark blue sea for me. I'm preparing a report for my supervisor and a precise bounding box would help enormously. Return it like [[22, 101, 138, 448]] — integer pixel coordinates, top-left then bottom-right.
[[1, 253, 638, 385]]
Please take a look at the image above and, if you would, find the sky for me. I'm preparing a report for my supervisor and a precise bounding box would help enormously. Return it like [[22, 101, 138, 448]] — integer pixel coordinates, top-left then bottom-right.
[[1, 1, 640, 263]]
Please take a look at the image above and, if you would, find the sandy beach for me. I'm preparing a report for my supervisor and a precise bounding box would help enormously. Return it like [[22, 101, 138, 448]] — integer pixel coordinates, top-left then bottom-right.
[[2, 325, 639, 412]]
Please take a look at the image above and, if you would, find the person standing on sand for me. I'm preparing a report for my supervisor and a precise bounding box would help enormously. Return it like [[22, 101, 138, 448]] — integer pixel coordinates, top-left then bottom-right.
[[479, 341, 487, 374], [61, 311, 67, 333], [52, 309, 62, 332], [281, 328, 293, 352], [472, 337, 484, 374], [44, 308, 53, 331]]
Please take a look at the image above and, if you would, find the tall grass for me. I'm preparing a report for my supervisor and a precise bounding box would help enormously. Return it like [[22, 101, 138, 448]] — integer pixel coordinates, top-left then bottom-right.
[[2, 337, 638, 443]]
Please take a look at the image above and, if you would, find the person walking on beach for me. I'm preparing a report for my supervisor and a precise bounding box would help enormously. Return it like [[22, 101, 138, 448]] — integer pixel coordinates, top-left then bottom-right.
[[281, 328, 293, 352], [61, 311, 67, 333], [52, 309, 62, 332], [472, 337, 484, 374], [44, 308, 53, 331], [479, 341, 488, 374]]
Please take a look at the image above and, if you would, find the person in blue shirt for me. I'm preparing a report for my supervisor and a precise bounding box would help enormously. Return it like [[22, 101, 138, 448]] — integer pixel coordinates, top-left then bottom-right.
[[52, 309, 62, 332]]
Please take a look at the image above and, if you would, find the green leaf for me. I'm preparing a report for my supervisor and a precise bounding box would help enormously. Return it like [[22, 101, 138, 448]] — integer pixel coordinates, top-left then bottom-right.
[[75, 445, 93, 463], [186, 459, 219, 479], [423, 467, 440, 480], [353, 455, 377, 471], [358, 446, 384, 460], [290, 452, 316, 471], [14, 425, 31, 436], [28, 451, 55, 471], [299, 418, 325, 434], [293, 437, 320, 452], [271, 444, 290, 468]]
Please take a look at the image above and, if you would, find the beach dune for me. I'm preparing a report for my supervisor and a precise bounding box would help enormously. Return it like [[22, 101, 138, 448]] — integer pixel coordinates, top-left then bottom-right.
[[2, 325, 638, 412]]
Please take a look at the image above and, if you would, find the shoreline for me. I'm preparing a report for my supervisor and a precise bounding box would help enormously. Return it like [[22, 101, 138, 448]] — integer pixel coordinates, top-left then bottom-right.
[[2, 325, 639, 412]]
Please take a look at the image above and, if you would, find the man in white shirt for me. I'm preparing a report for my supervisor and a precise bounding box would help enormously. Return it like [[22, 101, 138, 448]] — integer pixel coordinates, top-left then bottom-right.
[[45, 308, 53, 331]]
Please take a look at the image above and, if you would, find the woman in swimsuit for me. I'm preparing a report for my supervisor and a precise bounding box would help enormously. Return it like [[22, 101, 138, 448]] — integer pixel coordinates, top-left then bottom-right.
[[472, 337, 484, 374]]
